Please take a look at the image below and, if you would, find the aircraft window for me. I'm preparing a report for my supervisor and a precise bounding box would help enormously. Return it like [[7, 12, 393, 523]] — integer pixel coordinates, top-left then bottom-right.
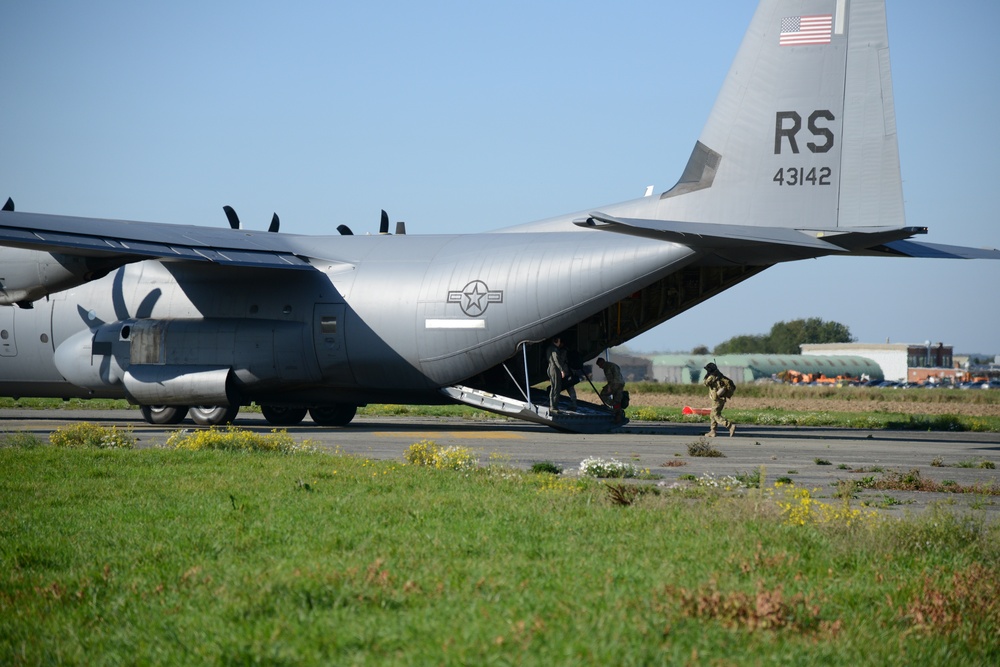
[[321, 316, 337, 334], [0, 330, 7, 340], [283, 305, 292, 314], [40, 333, 49, 343]]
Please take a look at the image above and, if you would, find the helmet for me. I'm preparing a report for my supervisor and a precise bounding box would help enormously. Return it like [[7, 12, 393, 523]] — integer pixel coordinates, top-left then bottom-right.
[[704, 362, 718, 373]]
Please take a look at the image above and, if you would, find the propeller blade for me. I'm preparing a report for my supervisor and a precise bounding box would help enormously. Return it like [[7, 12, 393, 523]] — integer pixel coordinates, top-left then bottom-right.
[[337, 224, 354, 236], [223, 205, 241, 229], [379, 209, 389, 235], [268, 213, 280, 233], [2, 197, 13, 212]]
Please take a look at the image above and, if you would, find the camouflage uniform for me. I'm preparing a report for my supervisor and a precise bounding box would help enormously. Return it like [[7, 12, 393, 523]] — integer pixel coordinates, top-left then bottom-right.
[[703, 363, 736, 437], [596, 358, 626, 423], [562, 354, 578, 410], [546, 338, 575, 412]]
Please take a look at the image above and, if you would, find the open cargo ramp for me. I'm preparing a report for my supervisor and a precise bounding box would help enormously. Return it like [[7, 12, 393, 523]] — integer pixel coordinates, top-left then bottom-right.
[[441, 385, 627, 434]]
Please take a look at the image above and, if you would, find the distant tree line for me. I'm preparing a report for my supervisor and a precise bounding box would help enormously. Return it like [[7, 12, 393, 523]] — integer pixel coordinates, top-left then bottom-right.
[[698, 318, 854, 355]]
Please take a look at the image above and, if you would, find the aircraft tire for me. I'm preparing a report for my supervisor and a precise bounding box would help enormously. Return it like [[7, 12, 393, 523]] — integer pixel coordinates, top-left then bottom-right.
[[140, 405, 189, 425], [308, 404, 357, 427], [189, 405, 240, 426], [260, 405, 308, 426]]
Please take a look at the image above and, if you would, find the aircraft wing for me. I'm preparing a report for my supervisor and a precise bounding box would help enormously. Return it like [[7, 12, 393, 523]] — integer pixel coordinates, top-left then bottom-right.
[[0, 211, 316, 270]]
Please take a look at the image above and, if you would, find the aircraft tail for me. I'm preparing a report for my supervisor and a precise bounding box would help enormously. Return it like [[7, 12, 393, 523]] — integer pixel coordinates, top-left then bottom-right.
[[657, 0, 903, 231]]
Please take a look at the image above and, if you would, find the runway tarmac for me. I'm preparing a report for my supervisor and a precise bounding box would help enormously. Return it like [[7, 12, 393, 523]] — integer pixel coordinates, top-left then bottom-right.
[[4, 409, 999, 518]]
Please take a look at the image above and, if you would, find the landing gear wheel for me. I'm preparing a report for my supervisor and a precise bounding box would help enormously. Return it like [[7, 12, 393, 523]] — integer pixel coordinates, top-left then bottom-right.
[[139, 405, 189, 425], [308, 405, 357, 427], [260, 405, 308, 426], [189, 405, 240, 426]]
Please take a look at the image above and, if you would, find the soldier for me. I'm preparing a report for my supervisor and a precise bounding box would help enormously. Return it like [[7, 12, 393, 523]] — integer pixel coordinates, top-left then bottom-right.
[[703, 362, 736, 437], [546, 337, 575, 413], [562, 346, 582, 411], [596, 357, 626, 423]]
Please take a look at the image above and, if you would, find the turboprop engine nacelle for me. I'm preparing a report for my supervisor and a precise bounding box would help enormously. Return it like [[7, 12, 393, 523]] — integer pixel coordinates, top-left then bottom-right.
[[52, 317, 320, 403], [0, 248, 121, 305]]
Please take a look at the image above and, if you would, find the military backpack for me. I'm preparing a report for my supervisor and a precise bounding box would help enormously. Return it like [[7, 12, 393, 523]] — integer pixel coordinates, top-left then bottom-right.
[[717, 375, 736, 399]]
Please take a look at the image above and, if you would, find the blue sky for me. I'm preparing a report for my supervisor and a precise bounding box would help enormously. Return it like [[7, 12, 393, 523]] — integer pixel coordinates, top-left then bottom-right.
[[2, 1, 998, 355]]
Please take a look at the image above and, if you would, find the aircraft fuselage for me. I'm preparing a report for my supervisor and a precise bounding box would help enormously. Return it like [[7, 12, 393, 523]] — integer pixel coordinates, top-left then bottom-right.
[[0, 231, 693, 408]]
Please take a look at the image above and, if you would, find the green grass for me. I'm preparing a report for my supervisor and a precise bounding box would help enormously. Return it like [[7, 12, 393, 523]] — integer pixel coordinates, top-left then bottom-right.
[[628, 406, 1000, 432], [0, 397, 135, 410], [626, 381, 1000, 407], [2, 446, 999, 665]]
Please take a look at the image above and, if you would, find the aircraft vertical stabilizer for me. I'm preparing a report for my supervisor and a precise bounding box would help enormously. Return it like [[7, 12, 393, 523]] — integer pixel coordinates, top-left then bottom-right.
[[659, 0, 904, 231]]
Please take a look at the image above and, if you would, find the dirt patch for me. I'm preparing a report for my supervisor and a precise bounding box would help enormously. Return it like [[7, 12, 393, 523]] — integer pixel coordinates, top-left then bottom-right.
[[631, 393, 1000, 418]]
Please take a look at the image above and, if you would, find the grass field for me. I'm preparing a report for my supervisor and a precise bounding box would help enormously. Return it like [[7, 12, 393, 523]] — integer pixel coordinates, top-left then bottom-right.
[[2, 432, 999, 665]]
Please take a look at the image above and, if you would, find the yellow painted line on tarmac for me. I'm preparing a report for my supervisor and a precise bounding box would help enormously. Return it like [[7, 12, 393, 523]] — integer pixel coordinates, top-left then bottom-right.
[[373, 431, 525, 440]]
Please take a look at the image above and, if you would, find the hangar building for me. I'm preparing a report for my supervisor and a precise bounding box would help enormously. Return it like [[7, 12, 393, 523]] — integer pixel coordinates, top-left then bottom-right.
[[648, 354, 882, 385]]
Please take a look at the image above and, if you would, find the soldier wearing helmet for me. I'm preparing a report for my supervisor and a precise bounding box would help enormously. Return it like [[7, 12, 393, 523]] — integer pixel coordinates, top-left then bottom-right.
[[596, 357, 626, 424], [703, 362, 737, 437], [546, 337, 577, 413]]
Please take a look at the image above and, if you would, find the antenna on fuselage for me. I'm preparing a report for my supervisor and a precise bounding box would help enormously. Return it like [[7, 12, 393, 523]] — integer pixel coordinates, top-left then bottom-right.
[[2, 197, 13, 212]]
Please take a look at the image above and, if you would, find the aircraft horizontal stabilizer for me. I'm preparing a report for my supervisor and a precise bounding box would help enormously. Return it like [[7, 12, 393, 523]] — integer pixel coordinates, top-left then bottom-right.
[[875, 240, 1000, 260], [574, 212, 845, 253]]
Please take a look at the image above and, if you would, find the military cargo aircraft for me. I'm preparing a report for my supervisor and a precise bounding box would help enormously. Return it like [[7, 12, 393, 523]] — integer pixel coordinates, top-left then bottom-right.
[[1, 0, 997, 432]]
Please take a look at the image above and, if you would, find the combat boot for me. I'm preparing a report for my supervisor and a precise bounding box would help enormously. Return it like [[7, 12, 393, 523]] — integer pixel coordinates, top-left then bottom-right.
[[729, 423, 736, 437], [706, 429, 717, 437]]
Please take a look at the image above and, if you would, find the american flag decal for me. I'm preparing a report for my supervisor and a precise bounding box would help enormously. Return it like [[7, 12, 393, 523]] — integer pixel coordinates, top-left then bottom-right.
[[779, 14, 833, 46]]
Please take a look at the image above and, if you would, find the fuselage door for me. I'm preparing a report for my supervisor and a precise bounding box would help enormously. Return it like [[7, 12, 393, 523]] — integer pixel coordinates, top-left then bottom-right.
[[0, 307, 16, 357], [313, 303, 354, 385]]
